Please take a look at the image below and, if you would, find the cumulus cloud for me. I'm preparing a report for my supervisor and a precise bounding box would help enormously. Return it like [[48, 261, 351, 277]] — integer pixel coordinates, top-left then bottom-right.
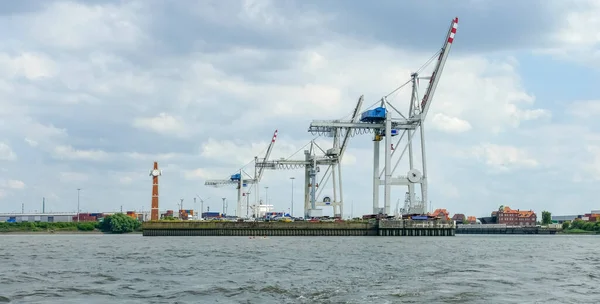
[[132, 113, 190, 137], [5, 179, 25, 190], [0, 0, 595, 217], [471, 143, 539, 170], [430, 113, 472, 133], [0, 143, 16, 161]]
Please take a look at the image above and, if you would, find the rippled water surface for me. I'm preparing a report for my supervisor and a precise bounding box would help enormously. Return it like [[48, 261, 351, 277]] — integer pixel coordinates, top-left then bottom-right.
[[0, 234, 599, 303]]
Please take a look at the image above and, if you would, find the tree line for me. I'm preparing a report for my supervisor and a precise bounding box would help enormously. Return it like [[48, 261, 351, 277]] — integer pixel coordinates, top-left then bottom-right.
[[0, 213, 141, 233]]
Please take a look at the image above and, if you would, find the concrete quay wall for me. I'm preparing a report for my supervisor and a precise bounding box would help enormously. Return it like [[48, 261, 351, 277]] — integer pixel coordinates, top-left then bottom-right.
[[456, 225, 559, 235], [378, 220, 455, 236], [142, 219, 456, 237]]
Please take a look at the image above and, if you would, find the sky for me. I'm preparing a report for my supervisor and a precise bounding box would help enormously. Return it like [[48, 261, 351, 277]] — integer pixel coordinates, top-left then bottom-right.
[[0, 0, 599, 218]]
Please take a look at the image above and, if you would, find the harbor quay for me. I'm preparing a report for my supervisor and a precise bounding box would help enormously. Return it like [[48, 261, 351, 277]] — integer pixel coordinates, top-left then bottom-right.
[[456, 224, 559, 235], [142, 219, 456, 237]]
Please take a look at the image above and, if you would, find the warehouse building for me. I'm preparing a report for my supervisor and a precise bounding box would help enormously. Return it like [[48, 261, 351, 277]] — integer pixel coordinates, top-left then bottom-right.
[[0, 213, 76, 223]]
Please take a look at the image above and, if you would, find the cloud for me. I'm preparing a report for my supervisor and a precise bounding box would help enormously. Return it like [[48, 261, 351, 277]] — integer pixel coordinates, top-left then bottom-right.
[[0, 52, 57, 80], [471, 143, 539, 171], [184, 168, 213, 180], [568, 100, 600, 118], [5, 179, 25, 190], [59, 172, 89, 183], [24, 138, 38, 147], [0, 0, 596, 218], [23, 1, 148, 51], [132, 113, 190, 137], [430, 113, 472, 133], [53, 145, 110, 161], [0, 143, 16, 161], [542, 0, 600, 63]]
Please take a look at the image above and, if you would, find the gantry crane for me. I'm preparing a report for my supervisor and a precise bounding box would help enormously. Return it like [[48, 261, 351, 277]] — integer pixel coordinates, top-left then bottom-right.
[[255, 139, 336, 218], [204, 130, 278, 218], [256, 97, 363, 218], [308, 17, 459, 216]]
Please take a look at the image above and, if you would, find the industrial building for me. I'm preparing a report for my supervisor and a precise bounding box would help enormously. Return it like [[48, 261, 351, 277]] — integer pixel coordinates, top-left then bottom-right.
[[551, 215, 581, 224], [1, 211, 152, 223], [0, 213, 76, 223]]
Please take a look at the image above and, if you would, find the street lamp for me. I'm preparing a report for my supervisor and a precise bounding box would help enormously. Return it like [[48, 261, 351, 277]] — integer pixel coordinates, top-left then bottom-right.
[[264, 186, 269, 205], [77, 188, 81, 222], [245, 191, 251, 219], [289, 177, 295, 217], [222, 197, 226, 216]]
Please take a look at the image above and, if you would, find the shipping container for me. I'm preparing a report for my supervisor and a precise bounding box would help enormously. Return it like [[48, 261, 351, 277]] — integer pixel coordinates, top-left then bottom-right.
[[202, 212, 221, 217]]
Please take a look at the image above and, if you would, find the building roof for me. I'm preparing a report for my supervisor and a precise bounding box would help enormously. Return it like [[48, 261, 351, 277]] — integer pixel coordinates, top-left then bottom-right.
[[452, 213, 465, 220], [499, 206, 536, 218], [551, 215, 580, 221], [430, 208, 449, 217]]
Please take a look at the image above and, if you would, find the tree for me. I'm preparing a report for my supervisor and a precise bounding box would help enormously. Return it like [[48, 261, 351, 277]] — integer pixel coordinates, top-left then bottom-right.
[[562, 221, 570, 230], [571, 219, 584, 230], [541, 211, 552, 225], [99, 213, 141, 233]]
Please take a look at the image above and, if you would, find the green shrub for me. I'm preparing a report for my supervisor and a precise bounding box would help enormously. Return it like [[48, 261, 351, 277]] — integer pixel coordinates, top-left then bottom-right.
[[76, 222, 96, 231], [98, 213, 140, 233]]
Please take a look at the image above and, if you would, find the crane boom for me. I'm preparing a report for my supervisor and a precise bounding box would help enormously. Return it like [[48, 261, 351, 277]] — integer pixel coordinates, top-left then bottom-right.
[[339, 95, 364, 159], [420, 17, 458, 118], [256, 130, 278, 182]]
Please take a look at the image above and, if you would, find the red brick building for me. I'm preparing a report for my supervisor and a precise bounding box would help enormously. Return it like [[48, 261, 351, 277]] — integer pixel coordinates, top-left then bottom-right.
[[494, 206, 537, 226], [452, 213, 466, 222]]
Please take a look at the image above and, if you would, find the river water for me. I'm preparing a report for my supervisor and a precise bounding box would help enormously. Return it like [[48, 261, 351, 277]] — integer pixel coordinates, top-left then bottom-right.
[[0, 234, 598, 303]]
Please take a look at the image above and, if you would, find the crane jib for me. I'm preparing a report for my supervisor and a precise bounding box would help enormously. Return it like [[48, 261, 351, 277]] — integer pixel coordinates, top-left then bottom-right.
[[420, 17, 458, 111]]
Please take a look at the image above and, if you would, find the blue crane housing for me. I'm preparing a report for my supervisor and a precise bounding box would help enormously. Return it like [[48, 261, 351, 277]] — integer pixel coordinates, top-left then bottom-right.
[[360, 107, 386, 123]]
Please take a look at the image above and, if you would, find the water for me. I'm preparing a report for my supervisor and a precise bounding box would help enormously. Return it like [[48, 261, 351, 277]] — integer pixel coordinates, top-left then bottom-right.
[[0, 234, 598, 303]]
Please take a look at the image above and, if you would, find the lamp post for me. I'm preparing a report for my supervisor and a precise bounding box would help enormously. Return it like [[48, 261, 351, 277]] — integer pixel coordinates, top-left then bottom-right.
[[264, 186, 269, 205], [77, 188, 81, 222], [222, 197, 226, 216], [289, 177, 295, 217], [246, 191, 251, 219]]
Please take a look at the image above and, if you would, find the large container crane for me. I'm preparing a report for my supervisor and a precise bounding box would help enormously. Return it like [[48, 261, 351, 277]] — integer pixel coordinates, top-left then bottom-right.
[[308, 17, 459, 216], [204, 130, 278, 218], [256, 96, 363, 218], [256, 139, 334, 218]]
